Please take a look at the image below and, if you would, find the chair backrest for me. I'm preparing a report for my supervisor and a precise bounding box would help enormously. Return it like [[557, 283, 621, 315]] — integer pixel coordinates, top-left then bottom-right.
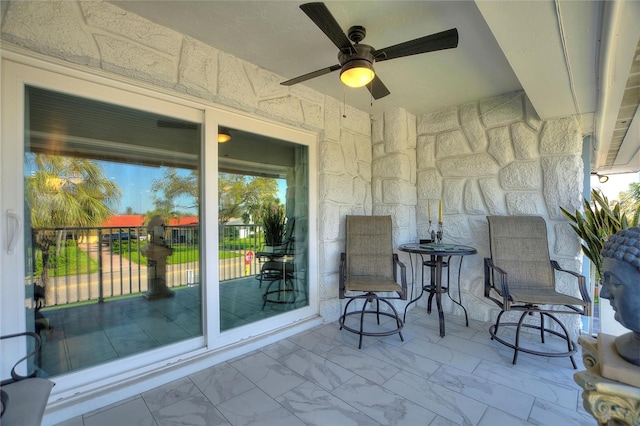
[[285, 217, 295, 238], [487, 215, 555, 289], [283, 217, 296, 255], [345, 215, 394, 280]]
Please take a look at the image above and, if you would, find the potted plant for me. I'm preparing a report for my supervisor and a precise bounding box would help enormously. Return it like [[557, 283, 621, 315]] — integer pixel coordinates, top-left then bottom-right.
[[260, 203, 286, 252], [561, 189, 640, 298]]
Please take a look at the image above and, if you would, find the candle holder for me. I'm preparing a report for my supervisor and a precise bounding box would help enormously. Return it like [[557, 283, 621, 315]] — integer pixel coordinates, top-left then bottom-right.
[[436, 222, 443, 244], [422, 221, 436, 244]]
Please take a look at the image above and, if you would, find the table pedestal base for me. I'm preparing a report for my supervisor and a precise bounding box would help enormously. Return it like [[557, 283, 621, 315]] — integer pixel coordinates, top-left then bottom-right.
[[401, 248, 471, 338]]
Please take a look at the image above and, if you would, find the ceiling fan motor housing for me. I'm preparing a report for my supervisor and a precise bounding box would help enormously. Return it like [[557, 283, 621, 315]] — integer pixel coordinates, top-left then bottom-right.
[[338, 43, 375, 67]]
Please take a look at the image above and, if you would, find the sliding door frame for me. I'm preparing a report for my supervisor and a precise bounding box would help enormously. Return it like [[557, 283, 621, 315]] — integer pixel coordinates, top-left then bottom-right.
[[1, 51, 319, 414]]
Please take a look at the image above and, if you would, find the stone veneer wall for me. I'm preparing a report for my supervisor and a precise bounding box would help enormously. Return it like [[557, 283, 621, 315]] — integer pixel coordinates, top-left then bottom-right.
[[371, 108, 418, 245], [0, 0, 371, 324], [372, 92, 585, 337]]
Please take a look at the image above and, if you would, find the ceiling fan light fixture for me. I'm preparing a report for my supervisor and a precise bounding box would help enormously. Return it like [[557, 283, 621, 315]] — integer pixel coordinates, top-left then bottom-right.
[[218, 131, 231, 143], [340, 59, 375, 88]]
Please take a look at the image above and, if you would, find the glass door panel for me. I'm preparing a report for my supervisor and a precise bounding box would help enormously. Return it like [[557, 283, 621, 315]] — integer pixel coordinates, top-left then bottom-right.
[[23, 86, 203, 376], [218, 128, 309, 330]]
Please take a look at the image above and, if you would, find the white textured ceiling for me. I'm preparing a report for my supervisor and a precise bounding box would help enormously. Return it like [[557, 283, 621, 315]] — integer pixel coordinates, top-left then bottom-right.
[[109, 0, 639, 175], [110, 1, 521, 116]]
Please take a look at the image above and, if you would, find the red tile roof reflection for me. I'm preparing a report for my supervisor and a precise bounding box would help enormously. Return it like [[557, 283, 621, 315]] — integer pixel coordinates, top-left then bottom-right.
[[168, 217, 198, 226], [102, 215, 144, 227], [102, 215, 198, 227]]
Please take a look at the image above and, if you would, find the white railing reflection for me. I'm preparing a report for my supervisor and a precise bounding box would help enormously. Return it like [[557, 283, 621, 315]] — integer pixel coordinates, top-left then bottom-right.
[[30, 224, 264, 306]]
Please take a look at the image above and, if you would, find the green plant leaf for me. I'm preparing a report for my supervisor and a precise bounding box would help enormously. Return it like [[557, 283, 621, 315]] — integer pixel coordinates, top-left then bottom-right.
[[561, 188, 636, 280]]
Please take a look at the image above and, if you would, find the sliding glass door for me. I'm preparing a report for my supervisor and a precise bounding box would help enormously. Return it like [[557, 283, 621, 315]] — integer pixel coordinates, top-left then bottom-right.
[[23, 86, 204, 376], [1, 60, 206, 381], [218, 128, 309, 330], [2, 58, 317, 390]]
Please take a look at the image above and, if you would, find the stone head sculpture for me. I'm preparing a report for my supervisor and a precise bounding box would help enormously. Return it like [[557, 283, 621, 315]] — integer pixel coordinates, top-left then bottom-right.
[[148, 215, 167, 246], [600, 226, 640, 366]]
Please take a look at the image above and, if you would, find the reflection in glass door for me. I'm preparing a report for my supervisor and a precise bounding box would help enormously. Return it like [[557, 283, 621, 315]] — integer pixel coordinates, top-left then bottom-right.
[[218, 128, 309, 330], [23, 86, 203, 376]]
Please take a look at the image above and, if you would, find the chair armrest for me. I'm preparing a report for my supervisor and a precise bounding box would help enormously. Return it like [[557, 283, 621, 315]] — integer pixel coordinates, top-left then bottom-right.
[[257, 252, 285, 261], [393, 253, 408, 300], [484, 258, 512, 310], [0, 332, 41, 385], [551, 260, 592, 315]]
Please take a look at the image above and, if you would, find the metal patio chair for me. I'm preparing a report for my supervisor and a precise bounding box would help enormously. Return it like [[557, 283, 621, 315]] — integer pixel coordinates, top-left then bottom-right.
[[339, 215, 407, 349], [1, 331, 54, 425], [484, 215, 591, 368]]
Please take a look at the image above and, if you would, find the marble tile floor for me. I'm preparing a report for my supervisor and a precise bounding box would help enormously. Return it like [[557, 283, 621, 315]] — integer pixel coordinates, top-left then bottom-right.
[[55, 308, 594, 426], [38, 276, 307, 376]]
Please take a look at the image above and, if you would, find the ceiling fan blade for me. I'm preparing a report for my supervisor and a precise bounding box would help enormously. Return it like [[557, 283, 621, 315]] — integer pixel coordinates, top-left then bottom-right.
[[367, 75, 391, 100], [374, 28, 458, 62], [300, 2, 353, 52], [281, 64, 341, 86]]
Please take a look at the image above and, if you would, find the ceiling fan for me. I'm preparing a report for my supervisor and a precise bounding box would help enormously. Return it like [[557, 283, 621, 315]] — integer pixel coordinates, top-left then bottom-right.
[[281, 2, 459, 100]]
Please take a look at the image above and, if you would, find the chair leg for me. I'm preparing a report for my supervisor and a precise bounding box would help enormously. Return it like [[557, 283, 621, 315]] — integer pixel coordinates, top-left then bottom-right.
[[375, 298, 405, 345], [339, 295, 404, 349], [262, 278, 281, 309], [359, 300, 368, 349], [489, 308, 579, 369], [262, 272, 300, 309], [384, 299, 404, 344], [544, 312, 578, 369], [339, 298, 358, 330], [513, 310, 529, 365], [492, 310, 506, 339]]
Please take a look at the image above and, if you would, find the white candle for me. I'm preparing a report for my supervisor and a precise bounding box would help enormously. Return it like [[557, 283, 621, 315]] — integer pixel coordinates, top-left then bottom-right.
[[439, 200, 443, 223]]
